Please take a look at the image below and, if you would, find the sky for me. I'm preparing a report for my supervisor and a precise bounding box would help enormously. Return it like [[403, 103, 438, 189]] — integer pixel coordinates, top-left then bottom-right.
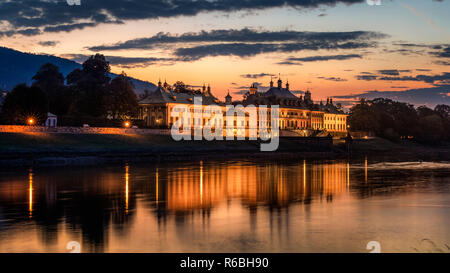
[[0, 0, 449, 105]]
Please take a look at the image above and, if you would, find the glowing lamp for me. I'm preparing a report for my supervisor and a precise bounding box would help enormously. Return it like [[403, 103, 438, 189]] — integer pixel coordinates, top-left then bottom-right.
[[124, 121, 131, 128], [27, 118, 35, 125]]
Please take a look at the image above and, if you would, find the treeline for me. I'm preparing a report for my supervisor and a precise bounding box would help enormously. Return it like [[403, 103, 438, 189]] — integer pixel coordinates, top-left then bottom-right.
[[349, 98, 450, 142], [0, 54, 138, 126]]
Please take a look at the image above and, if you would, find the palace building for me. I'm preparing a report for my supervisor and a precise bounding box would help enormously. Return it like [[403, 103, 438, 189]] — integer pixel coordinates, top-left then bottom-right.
[[138, 78, 348, 136]]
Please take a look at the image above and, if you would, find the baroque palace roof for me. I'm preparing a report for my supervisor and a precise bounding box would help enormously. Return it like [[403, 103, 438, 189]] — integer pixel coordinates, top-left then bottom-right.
[[138, 78, 345, 114], [139, 82, 222, 106], [241, 78, 345, 114]]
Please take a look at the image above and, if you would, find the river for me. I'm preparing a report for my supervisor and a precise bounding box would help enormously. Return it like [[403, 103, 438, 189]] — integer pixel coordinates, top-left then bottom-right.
[[0, 159, 448, 253]]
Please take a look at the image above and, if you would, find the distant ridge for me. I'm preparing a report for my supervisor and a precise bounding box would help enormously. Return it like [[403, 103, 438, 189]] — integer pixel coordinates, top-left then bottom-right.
[[0, 47, 157, 95]]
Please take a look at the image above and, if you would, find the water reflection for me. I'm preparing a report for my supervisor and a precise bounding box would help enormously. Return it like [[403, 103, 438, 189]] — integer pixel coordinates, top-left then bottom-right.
[[28, 169, 33, 218], [0, 159, 448, 252], [125, 165, 129, 214]]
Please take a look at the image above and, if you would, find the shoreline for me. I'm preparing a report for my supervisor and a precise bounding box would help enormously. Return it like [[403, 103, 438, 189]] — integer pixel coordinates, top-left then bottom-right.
[[1, 133, 449, 167]]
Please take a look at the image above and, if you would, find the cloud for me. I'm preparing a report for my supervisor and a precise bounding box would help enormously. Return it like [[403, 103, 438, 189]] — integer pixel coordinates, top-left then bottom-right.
[[85, 29, 386, 63], [1, 28, 42, 37], [393, 42, 450, 62], [88, 29, 386, 54], [39, 40, 59, 47], [276, 61, 303, 65], [0, 0, 443, 37], [430, 45, 450, 58], [44, 22, 100, 33], [390, 86, 409, 89], [232, 81, 266, 94], [356, 75, 378, 81], [334, 85, 450, 107], [291, 90, 305, 95], [317, 76, 348, 82], [287, 53, 362, 62], [169, 31, 384, 61], [435, 61, 450, 66], [356, 71, 450, 85], [61, 54, 177, 68], [0, 0, 372, 36], [377, 69, 411, 76], [278, 53, 362, 65], [240, 73, 275, 79]]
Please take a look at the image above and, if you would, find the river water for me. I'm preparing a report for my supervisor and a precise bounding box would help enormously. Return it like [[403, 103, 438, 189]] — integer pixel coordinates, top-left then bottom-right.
[[0, 159, 448, 253]]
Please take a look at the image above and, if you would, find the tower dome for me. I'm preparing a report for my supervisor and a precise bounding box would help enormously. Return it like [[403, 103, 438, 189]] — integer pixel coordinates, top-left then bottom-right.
[[249, 83, 257, 95], [225, 90, 232, 104]]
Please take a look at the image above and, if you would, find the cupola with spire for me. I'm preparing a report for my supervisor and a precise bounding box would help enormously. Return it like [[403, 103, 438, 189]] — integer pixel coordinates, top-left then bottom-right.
[[304, 89, 312, 102], [270, 76, 274, 88], [285, 80, 289, 91], [277, 74, 282, 89], [225, 90, 232, 105], [249, 83, 257, 95]]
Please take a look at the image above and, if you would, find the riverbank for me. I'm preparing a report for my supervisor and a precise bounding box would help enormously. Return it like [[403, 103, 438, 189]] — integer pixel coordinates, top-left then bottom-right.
[[0, 132, 449, 166]]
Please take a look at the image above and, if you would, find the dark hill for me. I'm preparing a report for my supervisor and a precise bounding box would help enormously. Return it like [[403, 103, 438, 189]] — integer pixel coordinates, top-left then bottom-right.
[[0, 46, 156, 95]]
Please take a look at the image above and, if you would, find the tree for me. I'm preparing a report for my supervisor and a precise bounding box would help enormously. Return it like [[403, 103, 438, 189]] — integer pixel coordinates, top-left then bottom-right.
[[434, 104, 450, 141], [32, 63, 70, 115], [434, 104, 450, 120], [349, 98, 449, 142], [417, 114, 445, 142], [348, 99, 381, 132], [104, 73, 138, 120], [67, 54, 111, 117], [1, 84, 48, 124], [173, 81, 186, 92], [417, 106, 435, 118]]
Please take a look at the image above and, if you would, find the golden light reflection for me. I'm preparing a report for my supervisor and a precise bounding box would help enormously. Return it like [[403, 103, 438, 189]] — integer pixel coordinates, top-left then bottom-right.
[[200, 161, 203, 205], [347, 162, 350, 190], [28, 169, 33, 218], [303, 160, 306, 195], [125, 165, 129, 214], [365, 156, 368, 184], [164, 161, 348, 212], [155, 167, 159, 205]]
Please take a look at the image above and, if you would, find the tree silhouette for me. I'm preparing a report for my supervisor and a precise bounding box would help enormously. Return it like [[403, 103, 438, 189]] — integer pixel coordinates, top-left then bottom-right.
[[104, 73, 138, 120], [349, 98, 449, 142], [32, 63, 70, 115], [1, 84, 48, 124], [67, 54, 111, 117]]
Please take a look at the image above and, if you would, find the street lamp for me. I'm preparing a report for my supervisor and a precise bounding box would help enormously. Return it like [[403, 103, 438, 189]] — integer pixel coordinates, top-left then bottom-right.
[[27, 118, 35, 126], [124, 121, 131, 128]]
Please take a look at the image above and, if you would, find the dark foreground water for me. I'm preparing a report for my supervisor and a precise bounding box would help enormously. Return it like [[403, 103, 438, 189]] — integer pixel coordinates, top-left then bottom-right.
[[0, 159, 448, 253]]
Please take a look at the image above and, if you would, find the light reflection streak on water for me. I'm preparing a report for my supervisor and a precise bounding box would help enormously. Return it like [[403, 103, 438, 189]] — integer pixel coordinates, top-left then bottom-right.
[[0, 159, 447, 253], [28, 168, 33, 218]]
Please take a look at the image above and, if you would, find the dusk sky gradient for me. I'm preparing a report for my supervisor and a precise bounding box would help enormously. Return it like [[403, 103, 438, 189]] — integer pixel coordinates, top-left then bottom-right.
[[0, 0, 449, 104]]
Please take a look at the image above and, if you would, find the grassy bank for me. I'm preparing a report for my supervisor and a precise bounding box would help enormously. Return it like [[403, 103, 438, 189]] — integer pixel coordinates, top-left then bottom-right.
[[0, 132, 449, 166], [335, 137, 450, 161]]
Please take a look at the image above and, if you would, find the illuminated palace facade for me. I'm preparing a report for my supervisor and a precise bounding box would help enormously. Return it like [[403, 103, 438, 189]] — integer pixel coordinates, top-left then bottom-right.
[[138, 78, 348, 136]]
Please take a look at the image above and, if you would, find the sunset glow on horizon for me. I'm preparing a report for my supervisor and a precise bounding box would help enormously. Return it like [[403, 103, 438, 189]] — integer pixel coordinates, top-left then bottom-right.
[[1, 0, 449, 105]]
